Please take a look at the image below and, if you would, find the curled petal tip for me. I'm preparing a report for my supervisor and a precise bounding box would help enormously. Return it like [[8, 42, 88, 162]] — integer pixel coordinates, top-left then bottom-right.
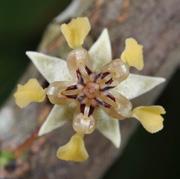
[[132, 105, 166, 133], [56, 133, 89, 162], [60, 17, 91, 49], [14, 78, 45, 108], [121, 38, 144, 70]]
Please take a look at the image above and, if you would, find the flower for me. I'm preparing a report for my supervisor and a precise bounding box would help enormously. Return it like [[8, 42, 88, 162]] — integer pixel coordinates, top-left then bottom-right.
[[14, 17, 166, 162]]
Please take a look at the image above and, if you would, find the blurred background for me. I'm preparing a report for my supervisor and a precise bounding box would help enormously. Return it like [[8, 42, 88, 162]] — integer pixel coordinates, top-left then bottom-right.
[[0, 0, 179, 178]]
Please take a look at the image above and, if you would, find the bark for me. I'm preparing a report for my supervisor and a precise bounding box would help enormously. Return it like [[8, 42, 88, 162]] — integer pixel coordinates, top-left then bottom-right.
[[0, 0, 180, 178]]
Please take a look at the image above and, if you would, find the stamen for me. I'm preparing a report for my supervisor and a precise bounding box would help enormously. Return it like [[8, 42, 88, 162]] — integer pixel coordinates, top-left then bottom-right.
[[105, 78, 113, 85], [106, 94, 116, 101], [80, 104, 86, 113], [100, 93, 116, 106], [65, 95, 77, 99], [101, 59, 130, 85], [79, 66, 90, 82], [80, 104, 95, 116], [76, 70, 84, 84], [84, 106, 90, 116], [100, 86, 115, 91], [76, 66, 91, 84], [66, 85, 77, 90], [101, 72, 110, 79], [95, 98, 111, 108], [89, 106, 94, 116], [94, 73, 102, 82], [85, 66, 92, 75], [62, 89, 80, 96]]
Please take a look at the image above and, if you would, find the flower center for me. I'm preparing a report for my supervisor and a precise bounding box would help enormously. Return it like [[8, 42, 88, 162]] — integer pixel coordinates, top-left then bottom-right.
[[83, 82, 99, 99], [59, 66, 117, 112], [45, 49, 132, 135]]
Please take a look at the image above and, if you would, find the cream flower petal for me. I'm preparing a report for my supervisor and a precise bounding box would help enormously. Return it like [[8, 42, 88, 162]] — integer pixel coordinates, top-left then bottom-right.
[[113, 74, 165, 100], [26, 51, 72, 83], [38, 104, 74, 136], [88, 28, 112, 71], [95, 108, 121, 148]]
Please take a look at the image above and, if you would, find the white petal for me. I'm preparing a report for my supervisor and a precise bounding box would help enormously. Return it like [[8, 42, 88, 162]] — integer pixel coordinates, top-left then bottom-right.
[[38, 104, 73, 136], [113, 74, 166, 100], [26, 51, 72, 83], [95, 108, 121, 148], [88, 28, 112, 71]]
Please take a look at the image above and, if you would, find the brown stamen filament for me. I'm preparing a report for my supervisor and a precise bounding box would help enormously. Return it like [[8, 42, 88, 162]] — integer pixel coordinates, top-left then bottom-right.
[[105, 78, 113, 85], [101, 72, 110, 79], [66, 85, 77, 90], [76, 70, 84, 84], [95, 98, 111, 108], [85, 66, 92, 75], [65, 95, 77, 99], [100, 86, 115, 91], [106, 93, 116, 101]]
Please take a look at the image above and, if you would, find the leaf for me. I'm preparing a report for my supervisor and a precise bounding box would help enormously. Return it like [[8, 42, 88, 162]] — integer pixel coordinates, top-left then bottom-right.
[[38, 104, 74, 136], [95, 108, 121, 148], [113, 74, 165, 100], [89, 28, 112, 71], [26, 51, 72, 83]]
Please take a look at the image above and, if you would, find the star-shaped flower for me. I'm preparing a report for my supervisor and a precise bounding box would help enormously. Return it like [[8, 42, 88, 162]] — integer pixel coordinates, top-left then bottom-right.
[[14, 17, 166, 162]]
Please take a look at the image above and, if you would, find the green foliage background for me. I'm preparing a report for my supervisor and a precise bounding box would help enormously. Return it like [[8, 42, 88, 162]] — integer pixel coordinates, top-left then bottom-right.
[[0, 0, 70, 106]]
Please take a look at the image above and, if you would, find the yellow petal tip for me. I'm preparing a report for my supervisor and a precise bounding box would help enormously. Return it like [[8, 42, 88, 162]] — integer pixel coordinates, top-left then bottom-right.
[[132, 105, 166, 133], [14, 78, 45, 108], [60, 17, 91, 49], [56, 133, 89, 162], [121, 38, 144, 70]]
